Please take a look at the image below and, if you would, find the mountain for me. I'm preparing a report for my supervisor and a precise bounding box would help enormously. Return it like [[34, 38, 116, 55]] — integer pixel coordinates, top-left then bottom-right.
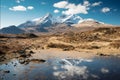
[[18, 21, 36, 28], [73, 18, 112, 27], [18, 13, 83, 29], [0, 13, 114, 34], [18, 13, 55, 28], [18, 13, 109, 29], [58, 14, 82, 24], [0, 25, 25, 34], [33, 13, 54, 25], [79, 18, 104, 24]]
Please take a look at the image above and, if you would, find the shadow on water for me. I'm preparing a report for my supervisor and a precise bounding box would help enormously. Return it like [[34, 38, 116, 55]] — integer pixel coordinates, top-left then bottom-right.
[[0, 56, 120, 80]]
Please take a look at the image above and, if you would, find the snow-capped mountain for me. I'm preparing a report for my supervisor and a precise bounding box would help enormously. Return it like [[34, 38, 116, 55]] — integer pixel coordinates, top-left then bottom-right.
[[18, 13, 54, 28], [58, 14, 83, 24], [32, 13, 54, 26], [18, 13, 108, 29], [0, 13, 113, 34], [73, 18, 112, 28], [78, 18, 104, 24], [18, 13, 83, 28]]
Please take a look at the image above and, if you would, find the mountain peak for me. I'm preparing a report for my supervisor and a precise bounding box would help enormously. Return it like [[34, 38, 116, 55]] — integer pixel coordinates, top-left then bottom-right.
[[45, 13, 52, 18], [42, 13, 53, 22], [32, 13, 52, 22], [59, 14, 82, 24]]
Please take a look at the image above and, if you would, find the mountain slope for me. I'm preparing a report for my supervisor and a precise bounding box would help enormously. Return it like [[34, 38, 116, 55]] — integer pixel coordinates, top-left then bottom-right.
[[0, 25, 25, 34], [18, 21, 35, 28], [18, 13, 54, 28], [58, 14, 82, 24], [18, 13, 83, 29], [73, 18, 112, 27]]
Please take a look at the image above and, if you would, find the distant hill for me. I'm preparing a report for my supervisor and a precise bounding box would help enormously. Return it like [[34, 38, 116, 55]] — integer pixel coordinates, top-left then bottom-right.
[[72, 18, 112, 28], [0, 25, 25, 34]]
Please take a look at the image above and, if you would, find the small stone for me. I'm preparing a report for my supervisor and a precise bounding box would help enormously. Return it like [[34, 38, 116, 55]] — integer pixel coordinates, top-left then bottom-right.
[[4, 70, 10, 73], [29, 51, 34, 54]]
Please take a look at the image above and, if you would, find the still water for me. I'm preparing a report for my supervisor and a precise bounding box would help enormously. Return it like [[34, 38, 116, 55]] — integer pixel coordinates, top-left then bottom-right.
[[0, 56, 120, 80]]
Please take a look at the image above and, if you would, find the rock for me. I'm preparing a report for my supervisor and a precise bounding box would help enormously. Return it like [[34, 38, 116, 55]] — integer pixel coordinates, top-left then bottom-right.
[[0, 56, 6, 62], [30, 59, 46, 63], [20, 54, 27, 58], [29, 50, 34, 54], [13, 74, 16, 76], [97, 53, 109, 56], [0, 51, 5, 55], [20, 53, 31, 58], [14, 63, 17, 67], [18, 50, 25, 54], [4, 70, 10, 73], [26, 33, 38, 38], [63, 48, 69, 51], [19, 59, 26, 64], [41, 47, 44, 49]]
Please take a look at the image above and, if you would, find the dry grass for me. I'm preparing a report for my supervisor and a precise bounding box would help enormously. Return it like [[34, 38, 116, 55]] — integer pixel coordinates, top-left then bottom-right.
[[47, 43, 75, 51], [76, 44, 101, 49], [110, 42, 120, 49], [0, 27, 120, 59]]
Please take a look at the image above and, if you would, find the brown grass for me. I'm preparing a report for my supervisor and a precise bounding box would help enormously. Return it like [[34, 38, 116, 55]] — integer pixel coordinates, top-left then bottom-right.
[[47, 43, 75, 51], [110, 42, 120, 49]]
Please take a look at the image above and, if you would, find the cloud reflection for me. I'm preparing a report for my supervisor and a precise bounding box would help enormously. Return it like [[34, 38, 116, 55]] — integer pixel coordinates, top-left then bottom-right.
[[53, 58, 93, 79], [53, 65, 88, 79], [101, 68, 109, 74]]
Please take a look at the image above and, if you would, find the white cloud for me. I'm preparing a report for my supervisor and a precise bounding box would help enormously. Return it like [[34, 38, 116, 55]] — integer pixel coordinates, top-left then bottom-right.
[[101, 7, 110, 13], [53, 1, 90, 15], [27, 6, 34, 10], [62, 4, 88, 15], [54, 9, 60, 13], [9, 5, 34, 11], [92, 2, 102, 7], [53, 1, 68, 8], [9, 5, 27, 11], [83, 1, 90, 7]]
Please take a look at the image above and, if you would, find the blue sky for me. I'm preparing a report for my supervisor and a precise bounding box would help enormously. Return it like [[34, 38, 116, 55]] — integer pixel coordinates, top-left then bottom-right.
[[0, 0, 120, 28]]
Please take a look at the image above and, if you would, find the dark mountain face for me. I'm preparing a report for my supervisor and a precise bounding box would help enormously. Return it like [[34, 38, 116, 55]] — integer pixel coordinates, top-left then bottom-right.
[[36, 27, 48, 32], [0, 25, 25, 34], [18, 21, 35, 28]]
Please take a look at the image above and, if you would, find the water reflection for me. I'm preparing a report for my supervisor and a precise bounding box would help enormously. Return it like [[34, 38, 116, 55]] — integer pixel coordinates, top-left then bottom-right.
[[53, 65, 88, 79], [101, 68, 109, 74], [53, 58, 92, 80], [0, 57, 120, 80]]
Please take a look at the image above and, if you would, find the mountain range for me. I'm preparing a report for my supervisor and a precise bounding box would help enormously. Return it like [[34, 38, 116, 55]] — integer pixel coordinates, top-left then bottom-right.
[[0, 13, 113, 34]]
